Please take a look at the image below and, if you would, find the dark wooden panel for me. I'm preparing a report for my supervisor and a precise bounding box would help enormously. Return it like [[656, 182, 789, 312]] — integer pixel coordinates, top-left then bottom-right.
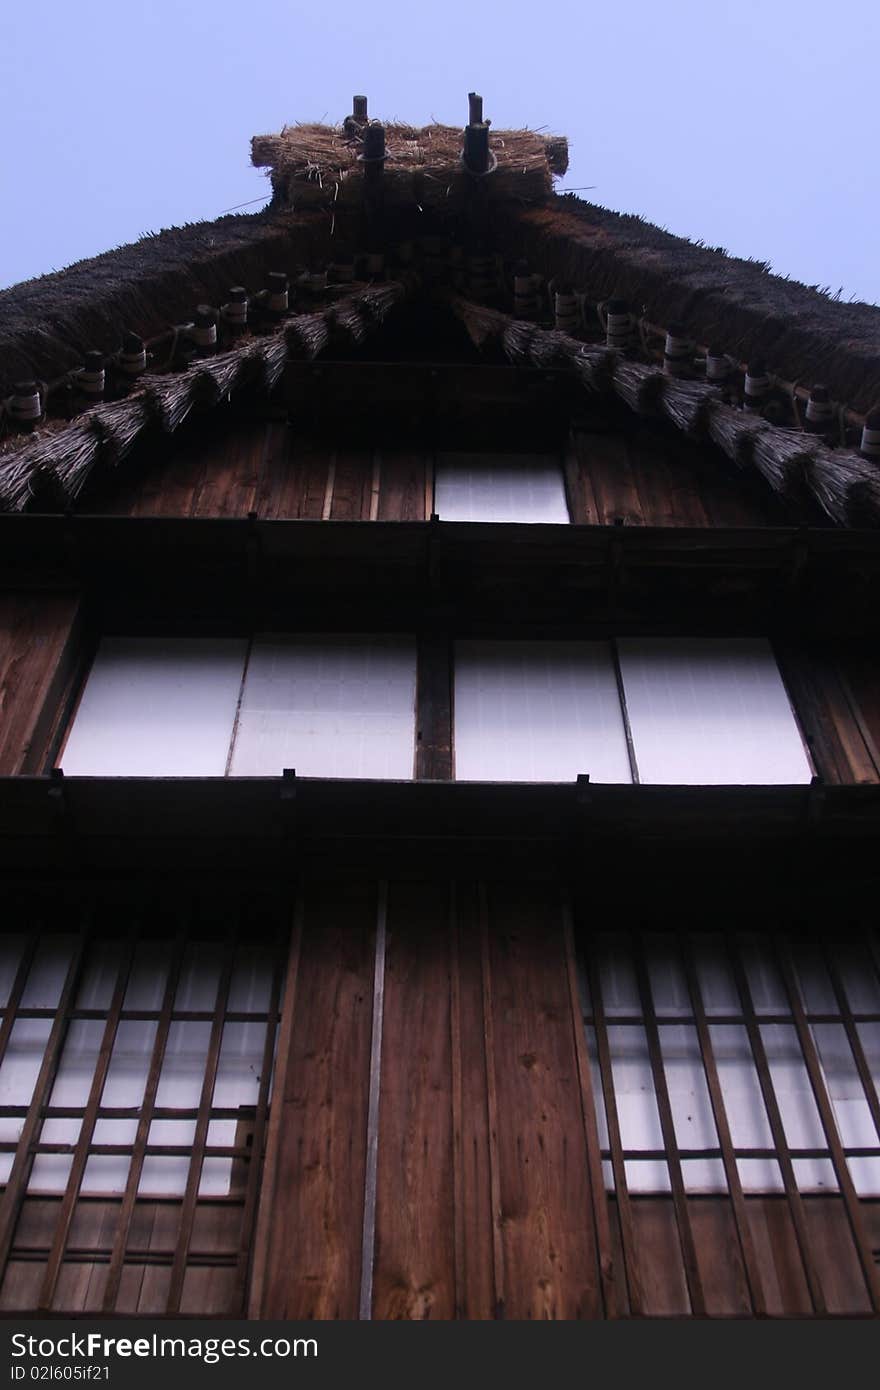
[[569, 425, 785, 530], [373, 882, 455, 1319], [778, 643, 879, 786], [329, 450, 371, 522], [804, 1197, 874, 1315], [688, 1198, 752, 1316], [278, 436, 330, 521], [416, 635, 452, 780], [258, 881, 376, 1319], [575, 432, 644, 527], [452, 883, 496, 1319], [485, 883, 602, 1319], [0, 592, 81, 775], [0, 1196, 242, 1314], [377, 451, 430, 522], [629, 1199, 689, 1315], [136, 435, 209, 519], [191, 429, 260, 519]]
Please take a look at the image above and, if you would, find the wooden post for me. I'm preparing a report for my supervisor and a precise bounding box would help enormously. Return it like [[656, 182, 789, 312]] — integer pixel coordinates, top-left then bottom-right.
[[360, 121, 386, 267], [468, 91, 483, 124]]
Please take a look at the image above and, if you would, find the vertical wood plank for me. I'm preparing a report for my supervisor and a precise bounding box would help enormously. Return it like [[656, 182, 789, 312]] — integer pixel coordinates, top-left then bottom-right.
[[359, 881, 387, 1319], [485, 882, 602, 1319], [257, 880, 376, 1319], [247, 902, 302, 1316], [416, 634, 453, 780], [562, 904, 617, 1316], [0, 594, 82, 775], [377, 451, 431, 521], [479, 883, 506, 1318], [330, 450, 371, 521], [372, 881, 455, 1319], [452, 882, 496, 1319]]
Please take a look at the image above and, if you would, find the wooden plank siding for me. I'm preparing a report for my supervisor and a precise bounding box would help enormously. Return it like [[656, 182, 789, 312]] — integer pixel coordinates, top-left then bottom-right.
[[0, 890, 878, 1318], [0, 592, 82, 775], [253, 880, 610, 1320], [77, 409, 787, 530], [82, 417, 433, 525]]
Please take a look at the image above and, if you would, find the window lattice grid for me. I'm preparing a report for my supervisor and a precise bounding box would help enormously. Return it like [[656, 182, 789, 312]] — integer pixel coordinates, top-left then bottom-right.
[[578, 928, 880, 1197], [577, 925, 880, 1316], [0, 904, 286, 1315]]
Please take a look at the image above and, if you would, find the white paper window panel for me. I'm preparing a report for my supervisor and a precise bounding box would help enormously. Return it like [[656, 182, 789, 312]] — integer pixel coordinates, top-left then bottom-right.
[[61, 637, 248, 776], [617, 638, 813, 785], [454, 641, 632, 783], [229, 636, 417, 780], [434, 453, 570, 523]]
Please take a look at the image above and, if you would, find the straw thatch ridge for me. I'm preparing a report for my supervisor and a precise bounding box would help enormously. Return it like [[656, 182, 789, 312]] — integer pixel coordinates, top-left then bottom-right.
[[0, 281, 414, 513], [503, 201, 880, 417], [450, 295, 880, 527], [252, 123, 567, 210], [0, 208, 328, 398]]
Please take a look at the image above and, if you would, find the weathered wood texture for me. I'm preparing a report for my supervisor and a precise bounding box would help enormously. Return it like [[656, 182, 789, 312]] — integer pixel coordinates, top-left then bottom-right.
[[605, 1197, 878, 1317], [83, 416, 431, 524], [255, 881, 376, 1319], [778, 642, 880, 785], [0, 1198, 243, 1315], [566, 427, 788, 528], [253, 879, 607, 1320], [78, 409, 786, 530], [0, 592, 81, 774]]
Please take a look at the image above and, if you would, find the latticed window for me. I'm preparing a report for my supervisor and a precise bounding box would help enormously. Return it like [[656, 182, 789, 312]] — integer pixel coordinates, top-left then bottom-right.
[[0, 901, 284, 1315], [577, 926, 880, 1312]]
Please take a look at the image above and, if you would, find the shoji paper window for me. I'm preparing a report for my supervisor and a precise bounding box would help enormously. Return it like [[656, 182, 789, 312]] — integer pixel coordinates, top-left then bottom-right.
[[61, 638, 248, 776], [617, 637, 812, 785], [453, 640, 632, 783], [61, 635, 417, 780], [434, 453, 570, 523], [579, 930, 880, 1196], [228, 636, 417, 779]]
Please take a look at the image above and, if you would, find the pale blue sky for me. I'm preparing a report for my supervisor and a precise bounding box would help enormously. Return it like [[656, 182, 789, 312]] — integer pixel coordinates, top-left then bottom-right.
[[1, 0, 877, 303]]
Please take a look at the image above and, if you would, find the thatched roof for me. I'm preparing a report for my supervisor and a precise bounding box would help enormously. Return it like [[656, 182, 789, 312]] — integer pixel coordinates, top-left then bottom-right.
[[507, 200, 880, 417], [451, 296, 880, 528], [1, 115, 878, 525], [0, 281, 414, 512], [0, 208, 326, 394], [252, 122, 568, 210]]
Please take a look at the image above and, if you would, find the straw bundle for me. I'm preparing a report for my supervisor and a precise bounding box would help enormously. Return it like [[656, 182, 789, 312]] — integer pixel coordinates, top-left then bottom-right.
[[252, 123, 567, 210], [658, 378, 716, 437], [0, 280, 414, 512], [451, 292, 880, 527], [611, 360, 664, 415]]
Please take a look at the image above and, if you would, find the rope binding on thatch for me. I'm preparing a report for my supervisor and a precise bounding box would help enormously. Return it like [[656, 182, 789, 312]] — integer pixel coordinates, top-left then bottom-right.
[[449, 295, 880, 528], [0, 279, 417, 514], [252, 107, 567, 212]]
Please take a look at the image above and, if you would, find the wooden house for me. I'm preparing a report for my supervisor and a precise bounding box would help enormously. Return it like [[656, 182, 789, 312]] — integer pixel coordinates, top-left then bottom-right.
[[0, 95, 879, 1319]]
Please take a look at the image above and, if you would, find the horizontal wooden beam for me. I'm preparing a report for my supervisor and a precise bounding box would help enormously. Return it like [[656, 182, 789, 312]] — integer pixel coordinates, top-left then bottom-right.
[[2, 516, 879, 636]]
